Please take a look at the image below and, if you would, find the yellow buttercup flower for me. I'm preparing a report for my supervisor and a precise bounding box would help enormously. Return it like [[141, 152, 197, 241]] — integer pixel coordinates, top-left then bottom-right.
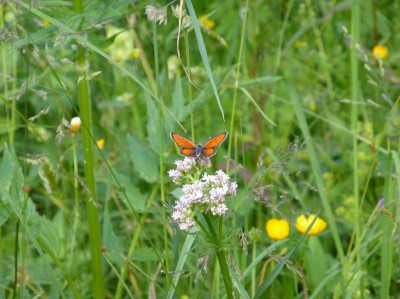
[[69, 117, 81, 134], [131, 48, 140, 59], [294, 39, 306, 49], [199, 15, 215, 30], [372, 45, 388, 60], [265, 218, 290, 240], [96, 138, 105, 149], [295, 214, 327, 236], [43, 19, 50, 28]]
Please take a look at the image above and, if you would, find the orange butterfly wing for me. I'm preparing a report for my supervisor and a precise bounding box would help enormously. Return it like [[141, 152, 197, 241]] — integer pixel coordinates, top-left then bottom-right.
[[201, 147, 217, 157], [171, 133, 198, 157], [203, 132, 228, 148], [171, 132, 228, 158], [200, 132, 227, 157], [180, 148, 197, 157], [170, 133, 197, 148]]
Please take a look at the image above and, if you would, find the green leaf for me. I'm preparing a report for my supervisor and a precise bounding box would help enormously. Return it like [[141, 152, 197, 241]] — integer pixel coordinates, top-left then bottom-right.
[[127, 134, 159, 183], [170, 188, 183, 200], [0, 208, 9, 226], [306, 237, 328, 290], [0, 145, 65, 294], [130, 248, 159, 261], [103, 206, 124, 266], [37, 216, 61, 256], [0, 145, 36, 222], [0, 145, 20, 192], [113, 170, 146, 211], [146, 95, 169, 154], [26, 256, 63, 298], [165, 77, 185, 134]]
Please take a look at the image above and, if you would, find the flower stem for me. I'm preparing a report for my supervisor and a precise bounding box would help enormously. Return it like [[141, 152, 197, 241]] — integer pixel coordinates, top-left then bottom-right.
[[72, 0, 105, 297], [203, 214, 233, 299]]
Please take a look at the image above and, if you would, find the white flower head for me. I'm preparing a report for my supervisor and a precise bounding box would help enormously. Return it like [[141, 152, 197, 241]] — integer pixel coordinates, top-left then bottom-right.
[[171, 168, 238, 232], [168, 157, 211, 184]]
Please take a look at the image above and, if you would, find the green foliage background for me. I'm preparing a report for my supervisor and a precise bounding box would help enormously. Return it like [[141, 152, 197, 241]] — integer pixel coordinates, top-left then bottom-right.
[[1, 0, 399, 298]]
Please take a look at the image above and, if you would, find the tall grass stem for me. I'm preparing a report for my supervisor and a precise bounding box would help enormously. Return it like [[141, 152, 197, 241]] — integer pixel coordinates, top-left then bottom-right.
[[227, 0, 250, 172], [350, 0, 361, 295], [72, 0, 105, 297]]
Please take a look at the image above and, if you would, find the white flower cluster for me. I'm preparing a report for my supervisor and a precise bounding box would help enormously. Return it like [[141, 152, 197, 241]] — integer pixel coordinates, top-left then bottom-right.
[[168, 157, 211, 184], [170, 168, 238, 232]]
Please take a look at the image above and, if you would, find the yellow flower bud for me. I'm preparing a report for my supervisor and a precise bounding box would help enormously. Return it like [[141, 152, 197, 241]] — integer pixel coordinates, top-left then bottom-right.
[[96, 138, 105, 149], [69, 117, 81, 134]]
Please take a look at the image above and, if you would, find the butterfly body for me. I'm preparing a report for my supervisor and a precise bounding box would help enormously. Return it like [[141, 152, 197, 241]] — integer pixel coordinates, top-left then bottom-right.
[[195, 144, 205, 157], [170, 132, 227, 158]]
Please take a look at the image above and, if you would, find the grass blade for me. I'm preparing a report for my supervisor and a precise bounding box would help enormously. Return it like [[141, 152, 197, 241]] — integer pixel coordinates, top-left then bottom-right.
[[167, 234, 197, 299], [239, 87, 277, 127], [186, 0, 224, 120]]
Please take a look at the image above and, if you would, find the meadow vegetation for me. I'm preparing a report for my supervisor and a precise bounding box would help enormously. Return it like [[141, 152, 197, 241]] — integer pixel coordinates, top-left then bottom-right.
[[1, 0, 399, 298]]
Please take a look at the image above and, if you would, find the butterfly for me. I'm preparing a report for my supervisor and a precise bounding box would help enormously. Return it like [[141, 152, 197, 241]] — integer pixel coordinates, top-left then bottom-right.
[[170, 132, 228, 158]]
